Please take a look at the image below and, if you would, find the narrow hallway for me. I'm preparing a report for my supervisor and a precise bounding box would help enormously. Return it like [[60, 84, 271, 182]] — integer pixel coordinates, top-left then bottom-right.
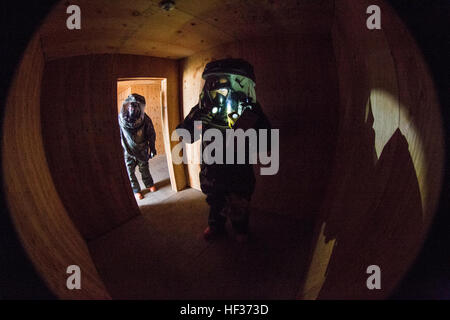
[[88, 185, 314, 299], [3, 0, 445, 301]]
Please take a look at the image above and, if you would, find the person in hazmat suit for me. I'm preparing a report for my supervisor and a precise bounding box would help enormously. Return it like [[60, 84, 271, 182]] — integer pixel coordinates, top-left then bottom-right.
[[177, 59, 271, 242], [119, 93, 157, 200]]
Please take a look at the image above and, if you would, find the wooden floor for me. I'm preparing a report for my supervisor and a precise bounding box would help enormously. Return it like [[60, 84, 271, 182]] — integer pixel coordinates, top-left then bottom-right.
[[88, 155, 315, 299]]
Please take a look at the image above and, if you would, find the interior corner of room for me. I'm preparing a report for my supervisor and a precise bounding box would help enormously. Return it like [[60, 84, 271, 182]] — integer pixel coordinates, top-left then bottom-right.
[[2, 0, 445, 300]]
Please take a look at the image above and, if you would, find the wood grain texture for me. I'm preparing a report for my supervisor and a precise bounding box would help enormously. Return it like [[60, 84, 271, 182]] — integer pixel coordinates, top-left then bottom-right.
[[3, 0, 444, 300], [382, 3, 444, 223], [300, 0, 444, 300], [41, 54, 186, 241], [180, 34, 340, 220], [117, 86, 131, 111], [2, 32, 110, 299], [38, 0, 334, 60]]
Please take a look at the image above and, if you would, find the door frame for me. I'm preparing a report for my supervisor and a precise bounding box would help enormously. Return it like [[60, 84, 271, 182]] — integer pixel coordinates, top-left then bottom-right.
[[116, 77, 185, 192]]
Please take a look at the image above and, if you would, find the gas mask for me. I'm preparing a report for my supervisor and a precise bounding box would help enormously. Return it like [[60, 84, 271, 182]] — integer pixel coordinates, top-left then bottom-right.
[[198, 59, 257, 129], [127, 101, 142, 123], [120, 94, 146, 129], [199, 74, 256, 129]]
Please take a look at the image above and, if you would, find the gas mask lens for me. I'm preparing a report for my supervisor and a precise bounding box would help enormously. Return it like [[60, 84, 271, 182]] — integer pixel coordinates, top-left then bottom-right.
[[127, 102, 141, 122], [200, 74, 255, 128], [209, 88, 229, 99]]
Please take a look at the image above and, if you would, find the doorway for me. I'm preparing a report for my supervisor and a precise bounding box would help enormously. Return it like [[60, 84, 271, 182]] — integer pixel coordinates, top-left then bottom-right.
[[117, 78, 175, 205]]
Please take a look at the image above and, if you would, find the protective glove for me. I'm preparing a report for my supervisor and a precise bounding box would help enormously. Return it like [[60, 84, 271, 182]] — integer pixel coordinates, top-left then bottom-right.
[[183, 106, 213, 130], [149, 149, 157, 159], [232, 107, 259, 131], [198, 111, 214, 126]]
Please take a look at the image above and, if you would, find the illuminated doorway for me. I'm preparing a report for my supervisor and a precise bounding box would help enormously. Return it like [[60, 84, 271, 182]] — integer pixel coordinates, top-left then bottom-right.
[[117, 78, 175, 205]]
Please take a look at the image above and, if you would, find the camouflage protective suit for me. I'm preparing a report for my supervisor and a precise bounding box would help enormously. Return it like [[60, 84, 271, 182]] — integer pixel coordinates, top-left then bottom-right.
[[118, 94, 157, 194]]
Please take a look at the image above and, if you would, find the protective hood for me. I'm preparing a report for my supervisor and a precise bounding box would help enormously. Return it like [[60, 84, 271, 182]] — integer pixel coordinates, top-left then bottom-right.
[[118, 93, 155, 162], [119, 93, 146, 130]]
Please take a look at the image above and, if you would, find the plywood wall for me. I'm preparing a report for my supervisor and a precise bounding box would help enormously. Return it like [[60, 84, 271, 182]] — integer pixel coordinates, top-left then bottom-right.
[[117, 86, 131, 111], [180, 34, 340, 220], [41, 54, 185, 241], [2, 33, 110, 299], [300, 0, 444, 300]]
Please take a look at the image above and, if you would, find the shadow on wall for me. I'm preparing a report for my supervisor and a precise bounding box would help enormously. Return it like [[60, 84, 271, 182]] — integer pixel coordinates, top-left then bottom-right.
[[297, 0, 445, 299], [301, 94, 423, 299]]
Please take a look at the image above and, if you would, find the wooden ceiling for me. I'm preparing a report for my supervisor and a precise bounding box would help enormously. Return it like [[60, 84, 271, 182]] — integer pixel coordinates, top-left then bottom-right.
[[38, 0, 335, 60]]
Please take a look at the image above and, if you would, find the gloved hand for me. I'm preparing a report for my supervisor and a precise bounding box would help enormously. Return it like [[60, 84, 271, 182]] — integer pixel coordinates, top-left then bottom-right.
[[232, 107, 259, 131], [184, 106, 213, 129], [150, 149, 157, 158], [198, 110, 214, 126]]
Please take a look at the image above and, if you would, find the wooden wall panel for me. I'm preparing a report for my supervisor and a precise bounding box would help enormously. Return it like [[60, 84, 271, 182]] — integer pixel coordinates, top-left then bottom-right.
[[382, 4, 444, 223], [300, 0, 444, 300], [41, 54, 186, 241], [4, 0, 443, 301], [130, 83, 165, 156], [180, 34, 340, 220], [117, 86, 131, 111], [2, 33, 110, 299]]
